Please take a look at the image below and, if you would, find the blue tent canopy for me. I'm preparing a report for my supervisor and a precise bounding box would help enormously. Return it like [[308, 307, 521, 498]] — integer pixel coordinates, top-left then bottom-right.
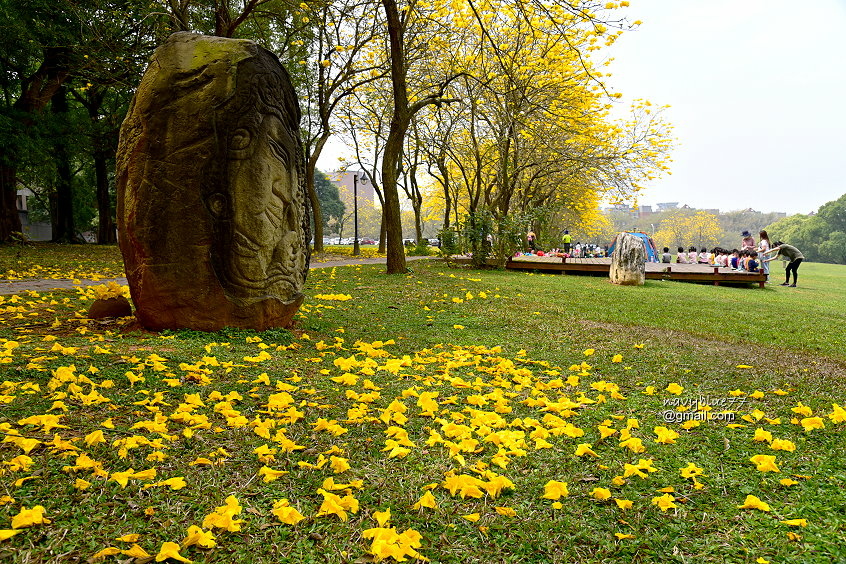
[[608, 232, 660, 263]]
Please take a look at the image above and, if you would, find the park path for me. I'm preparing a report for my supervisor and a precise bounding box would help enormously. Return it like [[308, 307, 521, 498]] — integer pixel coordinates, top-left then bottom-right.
[[0, 256, 436, 295]]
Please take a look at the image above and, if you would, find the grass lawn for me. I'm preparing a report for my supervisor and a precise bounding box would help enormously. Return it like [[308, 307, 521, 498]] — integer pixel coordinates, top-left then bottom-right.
[[1, 244, 844, 563]]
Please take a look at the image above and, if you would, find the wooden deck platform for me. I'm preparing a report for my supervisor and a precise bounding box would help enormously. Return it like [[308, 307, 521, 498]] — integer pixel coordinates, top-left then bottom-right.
[[451, 256, 768, 287]]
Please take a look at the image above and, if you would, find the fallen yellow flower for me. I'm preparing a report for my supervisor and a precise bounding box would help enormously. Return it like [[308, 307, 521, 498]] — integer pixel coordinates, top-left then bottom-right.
[[591, 487, 611, 501], [462, 513, 480, 522], [372, 508, 391, 527], [91, 547, 121, 561], [0, 529, 23, 541], [272, 499, 305, 525], [362, 527, 426, 563], [11, 505, 51, 528], [614, 498, 633, 510], [412, 490, 438, 511], [542, 480, 569, 500], [780, 518, 808, 527], [122, 544, 151, 558], [155, 541, 192, 563], [738, 494, 771, 512], [651, 494, 677, 512], [181, 525, 216, 548], [574, 443, 598, 458], [749, 454, 780, 473]]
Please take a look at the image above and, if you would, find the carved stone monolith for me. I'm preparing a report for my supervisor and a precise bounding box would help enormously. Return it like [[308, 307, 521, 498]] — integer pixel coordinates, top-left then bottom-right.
[[116, 32, 310, 331], [609, 232, 646, 286]]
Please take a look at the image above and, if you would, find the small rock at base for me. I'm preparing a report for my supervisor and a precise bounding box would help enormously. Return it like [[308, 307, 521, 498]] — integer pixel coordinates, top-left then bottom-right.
[[88, 296, 132, 319]]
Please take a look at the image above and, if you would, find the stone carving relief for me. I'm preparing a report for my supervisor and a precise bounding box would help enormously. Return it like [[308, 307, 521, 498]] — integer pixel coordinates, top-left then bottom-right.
[[116, 32, 310, 331]]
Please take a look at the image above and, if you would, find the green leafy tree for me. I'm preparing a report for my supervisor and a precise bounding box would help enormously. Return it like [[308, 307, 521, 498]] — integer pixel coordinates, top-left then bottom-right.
[[314, 169, 345, 233], [0, 0, 165, 242], [0, 0, 76, 241], [816, 193, 846, 234], [818, 231, 846, 264], [764, 198, 846, 264], [459, 209, 494, 268]]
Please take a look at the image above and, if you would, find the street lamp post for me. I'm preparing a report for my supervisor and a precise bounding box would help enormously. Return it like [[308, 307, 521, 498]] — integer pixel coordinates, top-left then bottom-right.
[[352, 172, 360, 256]]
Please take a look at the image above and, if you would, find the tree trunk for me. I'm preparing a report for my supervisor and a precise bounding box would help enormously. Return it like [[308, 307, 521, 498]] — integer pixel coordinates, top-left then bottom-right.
[[381, 0, 409, 273], [305, 147, 325, 252], [215, 3, 233, 37], [414, 205, 423, 243], [0, 165, 22, 241], [382, 130, 408, 272], [51, 85, 76, 243], [378, 209, 387, 254], [410, 171, 423, 243], [94, 148, 115, 244], [0, 46, 70, 242], [305, 132, 332, 253], [85, 90, 116, 244], [437, 157, 451, 229], [48, 192, 58, 241]]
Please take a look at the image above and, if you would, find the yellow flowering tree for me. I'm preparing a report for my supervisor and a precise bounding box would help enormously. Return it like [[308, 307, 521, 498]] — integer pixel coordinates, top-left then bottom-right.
[[654, 210, 721, 251], [411, 0, 673, 239], [337, 0, 673, 266]]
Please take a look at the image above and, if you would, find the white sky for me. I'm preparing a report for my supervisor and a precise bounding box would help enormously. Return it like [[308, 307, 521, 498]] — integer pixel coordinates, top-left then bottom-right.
[[318, 0, 846, 216], [609, 0, 846, 214]]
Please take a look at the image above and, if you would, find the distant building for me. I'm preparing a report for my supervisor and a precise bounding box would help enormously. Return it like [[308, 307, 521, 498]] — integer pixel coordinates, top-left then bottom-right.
[[16, 187, 51, 241], [330, 171, 378, 207], [610, 203, 636, 213], [609, 203, 656, 218], [656, 202, 679, 210]]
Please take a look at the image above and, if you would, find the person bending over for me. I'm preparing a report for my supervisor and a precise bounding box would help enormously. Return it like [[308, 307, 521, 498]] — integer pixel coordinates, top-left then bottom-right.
[[763, 241, 804, 287]]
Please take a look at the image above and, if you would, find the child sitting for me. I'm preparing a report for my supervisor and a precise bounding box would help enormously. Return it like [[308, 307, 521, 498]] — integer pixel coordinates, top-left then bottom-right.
[[661, 247, 672, 263], [687, 246, 698, 264], [676, 247, 687, 263], [737, 250, 749, 272], [697, 247, 710, 264], [747, 251, 759, 272], [729, 249, 740, 270]]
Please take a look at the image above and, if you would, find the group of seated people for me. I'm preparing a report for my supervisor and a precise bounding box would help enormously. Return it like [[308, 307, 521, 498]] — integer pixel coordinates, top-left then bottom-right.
[[660, 245, 762, 272], [517, 239, 608, 258]]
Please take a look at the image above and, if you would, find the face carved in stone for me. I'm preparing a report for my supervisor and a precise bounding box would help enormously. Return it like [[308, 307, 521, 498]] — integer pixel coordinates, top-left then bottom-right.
[[116, 33, 309, 331], [205, 62, 308, 306]]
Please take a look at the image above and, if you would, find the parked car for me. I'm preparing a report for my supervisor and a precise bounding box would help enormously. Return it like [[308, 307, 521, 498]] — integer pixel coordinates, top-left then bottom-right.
[[427, 238, 440, 247]]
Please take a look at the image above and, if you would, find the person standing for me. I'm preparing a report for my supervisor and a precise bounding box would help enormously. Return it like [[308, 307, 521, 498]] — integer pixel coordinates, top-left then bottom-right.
[[763, 241, 804, 287], [562, 230, 572, 255], [741, 230, 756, 251], [527, 231, 537, 251], [757, 230, 772, 280]]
